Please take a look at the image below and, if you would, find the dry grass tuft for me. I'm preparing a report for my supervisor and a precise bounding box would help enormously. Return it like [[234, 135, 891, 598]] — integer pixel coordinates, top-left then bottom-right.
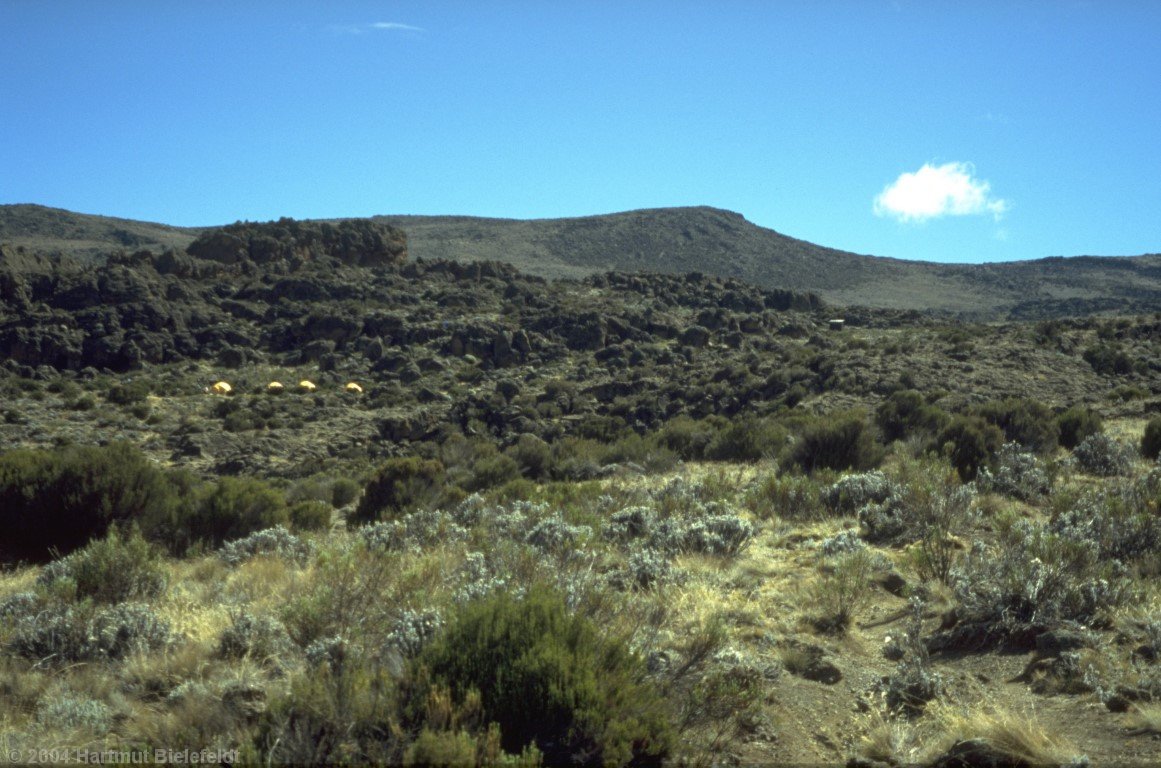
[[927, 701, 1081, 766]]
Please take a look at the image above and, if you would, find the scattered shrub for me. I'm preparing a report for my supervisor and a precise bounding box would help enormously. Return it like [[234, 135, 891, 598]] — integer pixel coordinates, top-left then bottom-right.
[[876, 390, 948, 443], [288, 499, 332, 531], [330, 477, 362, 508], [218, 525, 313, 567], [8, 602, 171, 663], [824, 471, 893, 515], [977, 443, 1051, 501], [1142, 417, 1161, 461], [703, 418, 787, 462], [1083, 344, 1134, 376], [0, 443, 182, 562], [1056, 406, 1103, 450], [37, 528, 167, 604], [934, 521, 1130, 651], [105, 379, 151, 405], [413, 585, 671, 766], [506, 434, 553, 479], [790, 412, 883, 474], [655, 416, 725, 460], [809, 548, 877, 634], [218, 611, 296, 664], [352, 457, 447, 525], [1072, 433, 1135, 477], [744, 472, 824, 521], [937, 415, 1004, 482], [976, 398, 1060, 454], [184, 476, 289, 549]]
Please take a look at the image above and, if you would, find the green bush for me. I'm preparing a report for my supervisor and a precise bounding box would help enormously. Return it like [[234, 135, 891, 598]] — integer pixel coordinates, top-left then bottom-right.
[[330, 477, 362, 508], [876, 389, 948, 443], [288, 500, 332, 532], [47, 528, 168, 604], [655, 415, 725, 460], [976, 398, 1059, 454], [1142, 417, 1161, 461], [704, 418, 787, 462], [466, 453, 521, 493], [937, 415, 1004, 482], [351, 457, 447, 525], [413, 585, 671, 766], [1056, 406, 1103, 450], [0, 443, 181, 562], [105, 379, 151, 405], [1083, 344, 1134, 376], [789, 412, 883, 474], [184, 477, 289, 548], [505, 434, 553, 480]]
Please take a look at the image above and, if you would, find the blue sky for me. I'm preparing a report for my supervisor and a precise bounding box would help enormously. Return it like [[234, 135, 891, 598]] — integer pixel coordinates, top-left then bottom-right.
[[1, 1, 1158, 263]]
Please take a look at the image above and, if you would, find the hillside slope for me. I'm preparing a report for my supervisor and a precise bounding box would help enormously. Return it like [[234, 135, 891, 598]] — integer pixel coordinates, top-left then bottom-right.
[[378, 207, 1161, 318], [4, 204, 1160, 318]]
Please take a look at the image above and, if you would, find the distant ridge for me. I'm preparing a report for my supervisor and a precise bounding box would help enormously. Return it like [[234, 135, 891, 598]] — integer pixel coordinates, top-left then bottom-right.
[[3, 203, 1160, 319]]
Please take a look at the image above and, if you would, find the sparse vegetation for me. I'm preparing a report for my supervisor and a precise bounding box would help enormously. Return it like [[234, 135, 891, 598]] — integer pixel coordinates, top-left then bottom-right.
[[1, 209, 1160, 764]]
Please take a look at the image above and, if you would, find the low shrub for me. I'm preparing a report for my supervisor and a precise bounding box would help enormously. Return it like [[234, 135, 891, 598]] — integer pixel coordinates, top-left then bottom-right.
[[824, 471, 893, 515], [876, 390, 948, 443], [412, 585, 671, 766], [0, 443, 182, 562], [105, 379, 151, 405], [352, 457, 447, 525], [809, 549, 877, 634], [655, 415, 726, 460], [37, 528, 167, 604], [218, 525, 313, 567], [937, 415, 1004, 482], [977, 443, 1051, 501], [703, 418, 787, 462], [8, 602, 171, 663], [1142, 417, 1161, 461], [934, 521, 1130, 651], [1072, 433, 1135, 477], [330, 477, 362, 508], [976, 397, 1060, 454], [288, 499, 332, 531], [790, 412, 883, 474], [183, 476, 289, 549], [218, 611, 296, 664], [1056, 406, 1103, 450]]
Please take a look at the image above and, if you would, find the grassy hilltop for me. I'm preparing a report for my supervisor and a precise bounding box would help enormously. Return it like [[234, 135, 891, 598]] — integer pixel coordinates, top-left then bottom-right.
[[0, 213, 1159, 765]]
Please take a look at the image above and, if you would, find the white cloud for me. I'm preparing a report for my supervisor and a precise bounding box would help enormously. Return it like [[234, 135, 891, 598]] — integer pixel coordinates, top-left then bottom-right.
[[328, 21, 424, 35], [370, 22, 424, 32], [873, 162, 1008, 223]]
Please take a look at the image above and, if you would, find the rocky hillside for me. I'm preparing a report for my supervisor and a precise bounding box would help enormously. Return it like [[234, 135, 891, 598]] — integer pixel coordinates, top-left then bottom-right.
[[4, 203, 1161, 319]]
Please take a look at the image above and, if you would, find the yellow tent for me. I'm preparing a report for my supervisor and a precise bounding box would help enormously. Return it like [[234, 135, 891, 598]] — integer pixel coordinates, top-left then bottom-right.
[[298, 380, 317, 392], [344, 382, 364, 394], [267, 381, 284, 392], [210, 381, 232, 395]]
